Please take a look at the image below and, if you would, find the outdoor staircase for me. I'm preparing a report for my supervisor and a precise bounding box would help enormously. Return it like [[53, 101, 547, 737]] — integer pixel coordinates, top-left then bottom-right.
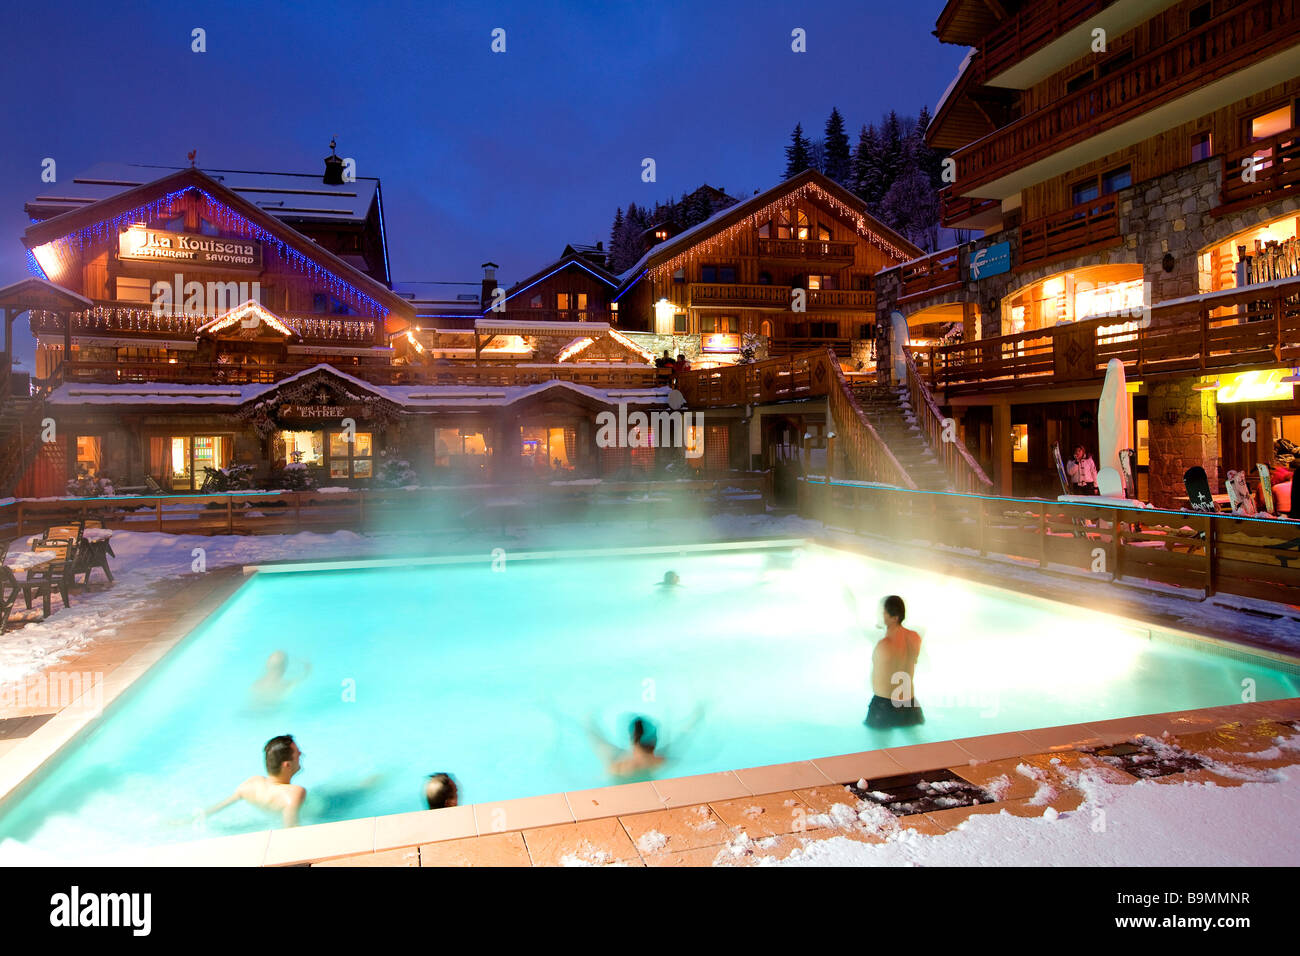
[[851, 383, 952, 493], [0, 393, 49, 497]]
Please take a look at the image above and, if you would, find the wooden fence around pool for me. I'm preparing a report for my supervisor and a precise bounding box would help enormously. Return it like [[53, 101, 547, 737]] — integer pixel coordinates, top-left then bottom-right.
[[798, 478, 1300, 607], [0, 477, 770, 539]]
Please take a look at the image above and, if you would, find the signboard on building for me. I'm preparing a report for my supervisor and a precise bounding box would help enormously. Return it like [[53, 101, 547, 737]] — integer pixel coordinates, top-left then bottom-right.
[[968, 241, 1011, 280], [278, 404, 367, 421], [119, 227, 262, 272]]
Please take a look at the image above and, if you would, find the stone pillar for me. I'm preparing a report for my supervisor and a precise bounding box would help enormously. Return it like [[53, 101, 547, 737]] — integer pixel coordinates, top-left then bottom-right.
[[1146, 377, 1220, 508]]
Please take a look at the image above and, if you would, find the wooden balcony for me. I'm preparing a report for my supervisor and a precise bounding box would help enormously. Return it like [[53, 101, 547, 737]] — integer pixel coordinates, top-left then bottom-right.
[[498, 309, 612, 324], [954, 0, 1300, 195], [913, 275, 1300, 395], [805, 289, 874, 311], [977, 0, 1111, 83], [754, 238, 856, 263], [57, 359, 663, 389], [939, 187, 1001, 230], [30, 302, 381, 345], [1019, 196, 1121, 268], [1219, 124, 1300, 213], [899, 247, 964, 302], [689, 283, 791, 310]]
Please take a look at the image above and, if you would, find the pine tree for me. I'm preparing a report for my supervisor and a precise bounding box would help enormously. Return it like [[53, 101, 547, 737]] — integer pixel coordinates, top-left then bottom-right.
[[914, 106, 946, 189], [808, 138, 827, 174], [823, 107, 852, 185], [881, 111, 906, 187], [783, 122, 813, 179], [851, 124, 887, 207]]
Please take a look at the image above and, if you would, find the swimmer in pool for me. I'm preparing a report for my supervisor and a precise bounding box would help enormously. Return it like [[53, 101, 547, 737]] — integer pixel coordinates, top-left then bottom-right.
[[864, 595, 925, 730], [425, 772, 459, 810], [657, 570, 681, 588], [203, 735, 307, 828], [250, 651, 311, 707], [587, 707, 705, 780]]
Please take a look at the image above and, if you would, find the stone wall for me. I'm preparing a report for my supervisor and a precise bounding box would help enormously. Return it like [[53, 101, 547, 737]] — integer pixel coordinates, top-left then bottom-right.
[[1146, 378, 1220, 508]]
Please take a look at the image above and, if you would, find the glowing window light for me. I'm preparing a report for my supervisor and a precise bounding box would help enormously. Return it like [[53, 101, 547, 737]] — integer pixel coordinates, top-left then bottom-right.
[[1076, 278, 1145, 322], [653, 298, 675, 334], [1215, 369, 1293, 404]]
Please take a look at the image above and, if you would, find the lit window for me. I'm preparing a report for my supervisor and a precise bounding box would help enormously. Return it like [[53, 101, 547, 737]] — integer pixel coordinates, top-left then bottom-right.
[[818, 224, 831, 241], [1251, 105, 1292, 141], [329, 431, 373, 479], [117, 277, 153, 304], [757, 221, 770, 238], [1012, 424, 1029, 464], [796, 210, 810, 240]]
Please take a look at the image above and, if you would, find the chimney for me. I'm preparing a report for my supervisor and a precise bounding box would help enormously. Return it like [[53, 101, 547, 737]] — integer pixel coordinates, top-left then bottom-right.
[[481, 262, 500, 310], [323, 137, 345, 185]]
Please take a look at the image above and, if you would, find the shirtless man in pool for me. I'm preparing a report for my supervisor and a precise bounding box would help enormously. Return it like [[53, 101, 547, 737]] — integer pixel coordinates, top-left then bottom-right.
[[204, 735, 307, 828], [865, 595, 925, 729]]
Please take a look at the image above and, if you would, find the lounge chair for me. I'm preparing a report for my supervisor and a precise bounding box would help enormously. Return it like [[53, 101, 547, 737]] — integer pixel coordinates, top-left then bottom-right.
[[1, 565, 22, 633], [22, 539, 78, 617]]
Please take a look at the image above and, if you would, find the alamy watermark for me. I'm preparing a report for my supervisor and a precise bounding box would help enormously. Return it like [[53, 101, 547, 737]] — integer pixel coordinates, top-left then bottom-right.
[[0, 671, 104, 716], [595, 389, 704, 458]]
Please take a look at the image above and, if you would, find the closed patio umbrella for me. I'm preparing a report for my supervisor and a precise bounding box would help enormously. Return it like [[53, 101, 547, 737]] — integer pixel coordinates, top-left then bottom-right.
[[1097, 358, 1131, 494]]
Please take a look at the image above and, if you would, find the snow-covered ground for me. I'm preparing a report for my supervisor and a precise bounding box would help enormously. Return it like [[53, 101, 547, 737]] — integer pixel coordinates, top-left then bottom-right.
[[770, 756, 1300, 867]]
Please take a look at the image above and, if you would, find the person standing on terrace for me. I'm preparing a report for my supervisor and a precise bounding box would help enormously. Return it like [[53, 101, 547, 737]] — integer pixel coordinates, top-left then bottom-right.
[[864, 596, 924, 730], [1066, 445, 1099, 495]]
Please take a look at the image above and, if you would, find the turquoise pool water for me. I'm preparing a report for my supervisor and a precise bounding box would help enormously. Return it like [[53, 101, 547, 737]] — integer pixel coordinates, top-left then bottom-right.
[[2, 542, 1297, 858]]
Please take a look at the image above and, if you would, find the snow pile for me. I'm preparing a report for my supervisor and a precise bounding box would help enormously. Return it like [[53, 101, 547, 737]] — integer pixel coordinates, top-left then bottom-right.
[[635, 830, 668, 854], [768, 766, 1300, 867]]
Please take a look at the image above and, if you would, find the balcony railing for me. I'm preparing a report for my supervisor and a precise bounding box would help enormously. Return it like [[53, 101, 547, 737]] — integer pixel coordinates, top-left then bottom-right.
[[913, 275, 1300, 394], [1220, 124, 1300, 212], [805, 289, 875, 310], [755, 238, 856, 262], [954, 0, 1300, 194], [689, 283, 791, 309], [1019, 196, 1121, 268], [30, 302, 381, 345], [939, 187, 1001, 229], [498, 309, 612, 324], [978, 0, 1111, 83], [899, 247, 964, 301], [57, 359, 664, 389]]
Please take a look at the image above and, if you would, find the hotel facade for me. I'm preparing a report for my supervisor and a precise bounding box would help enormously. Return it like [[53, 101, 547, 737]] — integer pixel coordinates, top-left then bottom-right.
[[2, 0, 1298, 508], [875, 0, 1300, 507]]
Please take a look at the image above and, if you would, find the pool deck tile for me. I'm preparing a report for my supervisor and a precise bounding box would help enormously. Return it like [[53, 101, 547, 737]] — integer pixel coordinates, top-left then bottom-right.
[[313, 846, 420, 867], [795, 783, 871, 812], [1014, 723, 1110, 752], [472, 792, 574, 835], [373, 805, 478, 851], [264, 817, 377, 866], [618, 805, 730, 853], [951, 731, 1040, 763], [731, 760, 834, 795], [882, 739, 978, 774], [651, 770, 751, 808], [564, 781, 665, 821], [520, 817, 640, 867], [948, 757, 1043, 801], [808, 748, 907, 784], [418, 831, 532, 867], [708, 791, 822, 839]]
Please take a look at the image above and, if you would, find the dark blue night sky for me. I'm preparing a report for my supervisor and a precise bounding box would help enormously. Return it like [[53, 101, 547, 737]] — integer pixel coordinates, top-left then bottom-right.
[[0, 0, 962, 363]]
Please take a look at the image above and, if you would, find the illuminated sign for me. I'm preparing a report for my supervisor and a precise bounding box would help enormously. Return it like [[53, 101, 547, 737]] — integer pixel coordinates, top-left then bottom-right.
[[119, 227, 262, 271], [279, 404, 367, 420], [702, 333, 740, 353], [1215, 369, 1294, 404], [968, 241, 1011, 280]]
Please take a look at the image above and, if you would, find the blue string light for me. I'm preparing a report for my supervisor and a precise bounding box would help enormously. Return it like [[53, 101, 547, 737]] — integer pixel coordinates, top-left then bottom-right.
[[43, 186, 385, 315], [25, 247, 46, 279]]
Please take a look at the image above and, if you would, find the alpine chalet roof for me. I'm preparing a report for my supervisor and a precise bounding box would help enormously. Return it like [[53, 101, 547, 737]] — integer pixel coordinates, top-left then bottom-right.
[[25, 162, 381, 225], [614, 168, 923, 290]]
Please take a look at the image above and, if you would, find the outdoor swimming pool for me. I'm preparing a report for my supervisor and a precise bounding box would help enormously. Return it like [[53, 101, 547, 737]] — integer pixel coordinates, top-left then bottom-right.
[[2, 541, 1297, 858]]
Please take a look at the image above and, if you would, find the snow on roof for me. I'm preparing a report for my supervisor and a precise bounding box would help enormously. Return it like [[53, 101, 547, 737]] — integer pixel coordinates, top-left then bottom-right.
[[28, 162, 379, 224], [934, 48, 975, 120]]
